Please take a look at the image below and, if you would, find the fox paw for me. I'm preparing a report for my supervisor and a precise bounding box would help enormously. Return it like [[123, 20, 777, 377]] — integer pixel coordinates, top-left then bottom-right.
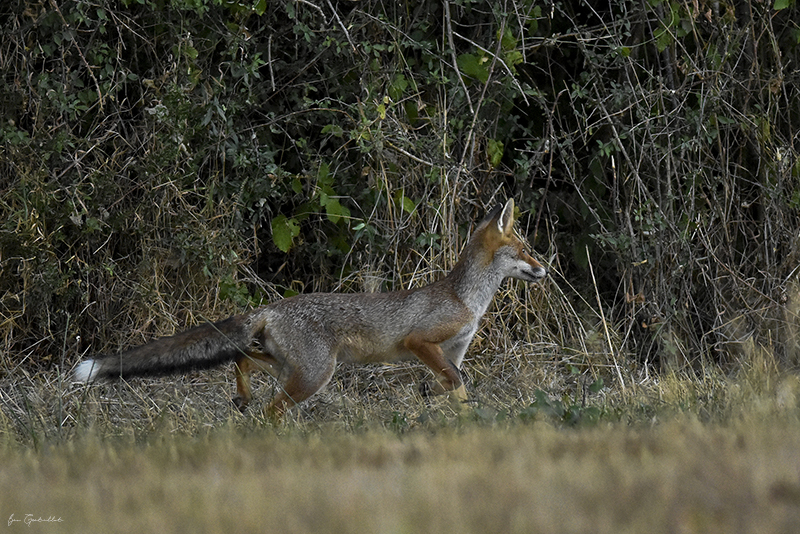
[[448, 384, 468, 411], [233, 396, 250, 412]]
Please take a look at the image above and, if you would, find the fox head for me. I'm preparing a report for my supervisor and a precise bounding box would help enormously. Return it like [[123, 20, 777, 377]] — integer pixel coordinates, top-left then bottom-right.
[[477, 198, 547, 283]]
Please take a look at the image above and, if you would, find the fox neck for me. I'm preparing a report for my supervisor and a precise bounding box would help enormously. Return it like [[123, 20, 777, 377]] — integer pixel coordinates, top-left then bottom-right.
[[446, 241, 506, 319]]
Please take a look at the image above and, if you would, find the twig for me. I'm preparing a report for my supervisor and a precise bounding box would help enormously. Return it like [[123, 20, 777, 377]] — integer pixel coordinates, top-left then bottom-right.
[[295, 0, 325, 18], [385, 140, 436, 168], [459, 11, 507, 172], [49, 0, 103, 110], [268, 34, 276, 92], [444, 0, 474, 116], [587, 245, 626, 391], [325, 0, 357, 54], [533, 89, 566, 243], [451, 30, 528, 106]]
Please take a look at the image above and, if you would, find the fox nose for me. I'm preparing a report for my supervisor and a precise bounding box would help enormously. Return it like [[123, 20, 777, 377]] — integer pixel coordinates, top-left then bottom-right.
[[531, 266, 547, 280]]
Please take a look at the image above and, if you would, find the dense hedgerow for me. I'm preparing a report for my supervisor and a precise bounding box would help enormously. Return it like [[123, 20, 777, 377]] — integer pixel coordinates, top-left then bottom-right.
[[1, 0, 799, 379]]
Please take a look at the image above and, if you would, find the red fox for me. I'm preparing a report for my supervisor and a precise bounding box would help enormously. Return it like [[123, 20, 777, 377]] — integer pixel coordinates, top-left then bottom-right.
[[74, 199, 547, 420]]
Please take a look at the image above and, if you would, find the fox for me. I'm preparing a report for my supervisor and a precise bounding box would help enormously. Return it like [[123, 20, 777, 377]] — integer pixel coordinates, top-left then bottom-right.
[[73, 198, 547, 421]]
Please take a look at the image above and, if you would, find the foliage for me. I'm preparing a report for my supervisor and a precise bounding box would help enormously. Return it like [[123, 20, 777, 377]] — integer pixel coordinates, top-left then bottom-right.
[[1, 0, 800, 379], [519, 379, 605, 427]]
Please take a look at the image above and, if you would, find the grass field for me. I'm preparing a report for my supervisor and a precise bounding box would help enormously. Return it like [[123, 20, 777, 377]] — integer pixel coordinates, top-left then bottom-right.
[[2, 345, 800, 533]]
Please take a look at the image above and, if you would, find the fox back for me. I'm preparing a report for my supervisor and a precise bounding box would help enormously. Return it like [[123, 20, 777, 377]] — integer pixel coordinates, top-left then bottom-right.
[[74, 198, 546, 420]]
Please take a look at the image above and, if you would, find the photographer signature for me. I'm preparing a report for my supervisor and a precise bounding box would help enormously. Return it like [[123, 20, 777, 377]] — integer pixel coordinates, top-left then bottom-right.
[[8, 514, 64, 527]]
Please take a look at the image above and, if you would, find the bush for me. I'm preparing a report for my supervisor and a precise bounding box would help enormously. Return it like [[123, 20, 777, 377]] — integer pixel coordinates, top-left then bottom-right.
[[1, 0, 799, 379]]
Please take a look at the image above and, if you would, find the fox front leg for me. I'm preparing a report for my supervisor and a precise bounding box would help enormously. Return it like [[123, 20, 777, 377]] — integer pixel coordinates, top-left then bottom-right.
[[406, 334, 468, 412], [448, 383, 468, 411], [418, 372, 468, 412]]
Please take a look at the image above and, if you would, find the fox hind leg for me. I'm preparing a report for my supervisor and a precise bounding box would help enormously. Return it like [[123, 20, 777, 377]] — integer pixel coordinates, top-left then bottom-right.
[[234, 351, 288, 411], [264, 357, 337, 422]]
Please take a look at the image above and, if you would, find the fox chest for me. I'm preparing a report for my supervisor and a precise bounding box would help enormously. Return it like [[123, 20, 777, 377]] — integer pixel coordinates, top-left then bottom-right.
[[439, 320, 480, 362]]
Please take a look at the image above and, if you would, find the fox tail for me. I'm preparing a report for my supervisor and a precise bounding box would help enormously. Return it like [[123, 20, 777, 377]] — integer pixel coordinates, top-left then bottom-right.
[[73, 314, 256, 382]]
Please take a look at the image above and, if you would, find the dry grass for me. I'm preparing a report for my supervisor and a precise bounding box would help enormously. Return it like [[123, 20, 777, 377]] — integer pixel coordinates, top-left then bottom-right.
[[3, 321, 800, 533], [3, 258, 800, 533], [2, 390, 800, 533]]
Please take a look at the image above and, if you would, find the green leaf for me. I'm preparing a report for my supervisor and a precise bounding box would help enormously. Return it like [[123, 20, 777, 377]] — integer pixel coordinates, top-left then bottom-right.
[[504, 50, 523, 69], [393, 191, 417, 215], [321, 196, 350, 224], [403, 100, 419, 123], [271, 214, 300, 253], [388, 74, 408, 101], [317, 162, 332, 188], [589, 377, 605, 393], [774, 0, 790, 9], [528, 8, 540, 34], [291, 176, 303, 194], [498, 28, 517, 50], [654, 27, 673, 53], [220, 276, 253, 307], [321, 124, 344, 137], [457, 53, 489, 84], [487, 138, 504, 168], [84, 217, 101, 233]]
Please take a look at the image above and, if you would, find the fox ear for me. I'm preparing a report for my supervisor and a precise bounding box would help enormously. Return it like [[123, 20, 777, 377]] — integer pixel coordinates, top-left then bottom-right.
[[497, 198, 515, 235]]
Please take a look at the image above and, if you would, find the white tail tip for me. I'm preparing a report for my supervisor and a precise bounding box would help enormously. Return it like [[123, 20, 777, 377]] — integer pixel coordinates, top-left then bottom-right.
[[74, 359, 100, 382]]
